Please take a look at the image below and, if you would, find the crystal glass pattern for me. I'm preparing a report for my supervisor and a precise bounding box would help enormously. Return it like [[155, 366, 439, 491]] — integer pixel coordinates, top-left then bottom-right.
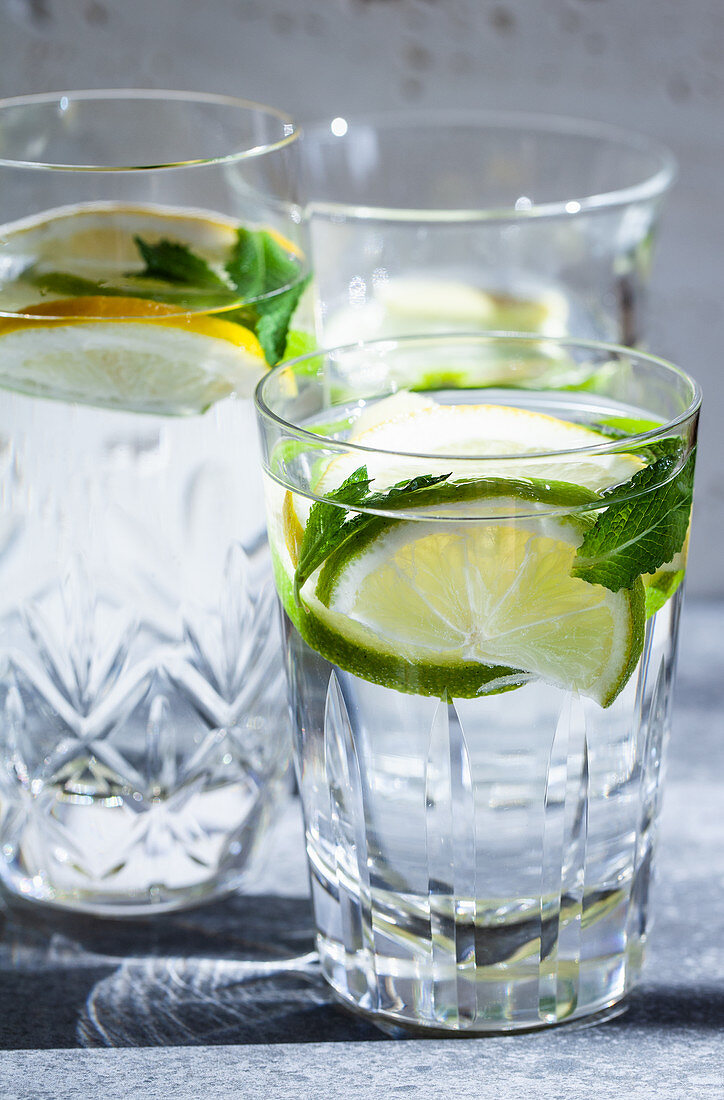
[[0, 91, 306, 913], [256, 334, 700, 1033]]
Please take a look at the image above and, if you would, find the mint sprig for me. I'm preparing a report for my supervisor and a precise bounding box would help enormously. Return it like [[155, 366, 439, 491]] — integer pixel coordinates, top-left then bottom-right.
[[225, 230, 310, 365], [25, 269, 237, 310], [254, 278, 310, 365], [293, 467, 605, 605], [294, 468, 450, 602], [224, 228, 265, 300], [572, 447, 695, 592], [132, 236, 228, 289], [26, 226, 308, 367]]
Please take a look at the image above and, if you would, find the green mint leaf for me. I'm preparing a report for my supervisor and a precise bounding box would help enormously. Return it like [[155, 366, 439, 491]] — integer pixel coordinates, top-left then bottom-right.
[[225, 228, 265, 300], [635, 436, 685, 462], [25, 271, 116, 297], [590, 420, 685, 465], [254, 274, 310, 366], [572, 447, 695, 592], [132, 236, 228, 289], [294, 466, 374, 602], [589, 415, 664, 437], [260, 232, 299, 292], [224, 229, 307, 365], [644, 569, 685, 618], [24, 269, 237, 310], [294, 469, 452, 603], [282, 327, 318, 364]]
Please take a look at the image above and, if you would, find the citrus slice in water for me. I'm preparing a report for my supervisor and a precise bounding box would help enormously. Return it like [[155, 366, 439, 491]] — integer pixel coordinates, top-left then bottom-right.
[[296, 489, 644, 707], [280, 396, 646, 706], [317, 398, 644, 496], [0, 296, 266, 413], [323, 276, 569, 344]]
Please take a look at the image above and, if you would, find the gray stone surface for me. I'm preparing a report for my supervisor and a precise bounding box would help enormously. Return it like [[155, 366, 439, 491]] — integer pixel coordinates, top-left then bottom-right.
[[0, 1030, 722, 1100], [0, 599, 722, 1097], [0, 0, 721, 596]]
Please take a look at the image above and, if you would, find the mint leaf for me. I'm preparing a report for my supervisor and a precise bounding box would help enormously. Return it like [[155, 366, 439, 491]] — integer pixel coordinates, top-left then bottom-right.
[[294, 468, 452, 603], [24, 269, 237, 310], [260, 232, 299, 292], [294, 466, 375, 602], [25, 271, 120, 297], [132, 236, 227, 288], [590, 421, 685, 465], [283, 327, 318, 364], [644, 569, 685, 618], [254, 275, 310, 365], [572, 448, 695, 592], [253, 233, 308, 365], [225, 228, 265, 299], [224, 229, 307, 365]]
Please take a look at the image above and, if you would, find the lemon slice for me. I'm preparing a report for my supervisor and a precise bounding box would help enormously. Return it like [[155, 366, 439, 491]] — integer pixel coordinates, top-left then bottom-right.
[[323, 276, 570, 346], [272, 395, 647, 705], [0, 201, 304, 316], [297, 499, 644, 707], [290, 487, 643, 707], [0, 203, 241, 311], [0, 296, 266, 413], [317, 398, 644, 496]]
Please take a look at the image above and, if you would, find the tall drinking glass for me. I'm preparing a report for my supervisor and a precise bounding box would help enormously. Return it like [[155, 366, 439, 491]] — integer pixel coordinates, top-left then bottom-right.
[[256, 334, 700, 1034], [0, 90, 308, 914], [300, 111, 675, 348]]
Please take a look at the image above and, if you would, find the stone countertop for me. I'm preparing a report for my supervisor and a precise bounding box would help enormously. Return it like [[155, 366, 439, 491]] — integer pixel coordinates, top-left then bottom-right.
[[0, 599, 722, 1099]]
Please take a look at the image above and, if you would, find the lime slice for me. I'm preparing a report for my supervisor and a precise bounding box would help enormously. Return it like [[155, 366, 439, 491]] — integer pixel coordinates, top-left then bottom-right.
[[271, 396, 648, 705], [0, 296, 266, 413], [317, 399, 644, 496], [291, 483, 643, 707]]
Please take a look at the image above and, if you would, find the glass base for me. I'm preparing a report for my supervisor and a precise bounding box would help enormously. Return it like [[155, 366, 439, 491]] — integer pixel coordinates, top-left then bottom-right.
[[318, 932, 643, 1036], [332, 982, 630, 1038], [0, 781, 287, 917]]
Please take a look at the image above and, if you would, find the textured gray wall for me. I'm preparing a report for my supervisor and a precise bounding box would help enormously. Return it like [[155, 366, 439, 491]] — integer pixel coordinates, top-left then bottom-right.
[[1, 0, 722, 595]]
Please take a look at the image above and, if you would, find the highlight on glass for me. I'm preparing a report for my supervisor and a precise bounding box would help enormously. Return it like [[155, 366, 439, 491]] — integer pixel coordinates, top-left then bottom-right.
[[300, 110, 675, 349]]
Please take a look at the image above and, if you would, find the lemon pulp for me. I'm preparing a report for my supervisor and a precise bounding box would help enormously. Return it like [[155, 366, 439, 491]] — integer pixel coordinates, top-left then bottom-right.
[[0, 204, 277, 413], [273, 394, 648, 706]]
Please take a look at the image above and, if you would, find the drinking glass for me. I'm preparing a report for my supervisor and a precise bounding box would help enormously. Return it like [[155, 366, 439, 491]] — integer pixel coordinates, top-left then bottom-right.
[[256, 333, 700, 1034], [0, 90, 308, 914], [300, 110, 675, 348]]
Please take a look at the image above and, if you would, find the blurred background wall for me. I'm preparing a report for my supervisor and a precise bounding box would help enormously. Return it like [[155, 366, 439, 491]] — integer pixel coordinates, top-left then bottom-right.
[[1, 0, 722, 595]]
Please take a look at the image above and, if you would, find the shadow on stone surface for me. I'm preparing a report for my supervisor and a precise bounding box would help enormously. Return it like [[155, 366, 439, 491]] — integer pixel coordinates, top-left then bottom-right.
[[2, 890, 723, 1049], [0, 892, 382, 1049], [617, 985, 724, 1032]]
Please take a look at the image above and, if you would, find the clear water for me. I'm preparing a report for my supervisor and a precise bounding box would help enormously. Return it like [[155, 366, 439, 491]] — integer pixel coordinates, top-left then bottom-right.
[[270, 389, 687, 1031], [0, 201, 303, 913], [310, 207, 651, 348], [0, 379, 288, 914]]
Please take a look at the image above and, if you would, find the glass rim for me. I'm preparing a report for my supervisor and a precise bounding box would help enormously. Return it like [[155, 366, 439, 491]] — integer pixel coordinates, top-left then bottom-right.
[[303, 108, 676, 223], [255, 332, 701, 465], [0, 88, 300, 172]]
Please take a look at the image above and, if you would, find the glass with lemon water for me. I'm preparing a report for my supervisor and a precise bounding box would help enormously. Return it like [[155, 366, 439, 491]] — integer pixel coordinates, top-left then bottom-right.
[[256, 335, 699, 1033], [0, 90, 308, 913]]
